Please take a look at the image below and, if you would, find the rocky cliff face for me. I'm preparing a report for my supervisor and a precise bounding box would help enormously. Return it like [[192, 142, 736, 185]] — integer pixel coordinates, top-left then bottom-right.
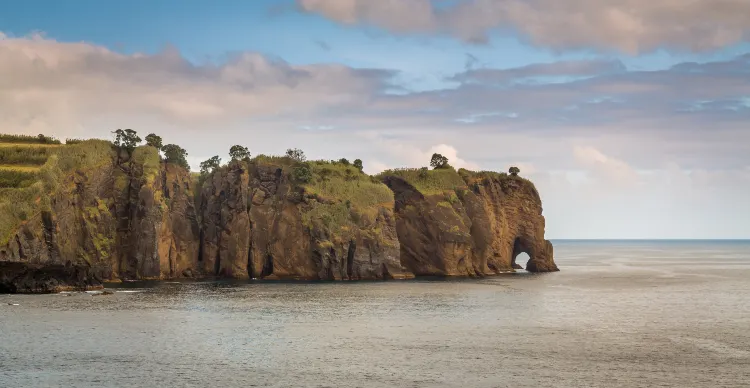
[[0, 146, 201, 292], [382, 172, 558, 276], [198, 160, 410, 281], [0, 149, 557, 293]]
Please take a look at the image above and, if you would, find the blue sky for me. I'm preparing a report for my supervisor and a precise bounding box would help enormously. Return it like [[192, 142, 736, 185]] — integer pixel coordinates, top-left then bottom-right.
[[1, 0, 749, 238]]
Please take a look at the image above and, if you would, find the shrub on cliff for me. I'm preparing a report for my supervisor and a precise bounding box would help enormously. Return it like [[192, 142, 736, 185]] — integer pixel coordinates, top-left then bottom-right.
[[229, 145, 251, 162], [353, 159, 363, 172], [292, 164, 313, 183], [509, 166, 520, 176], [200, 156, 222, 175], [145, 133, 163, 150], [112, 129, 141, 154], [162, 144, 189, 169], [131, 146, 162, 185], [285, 148, 306, 162]]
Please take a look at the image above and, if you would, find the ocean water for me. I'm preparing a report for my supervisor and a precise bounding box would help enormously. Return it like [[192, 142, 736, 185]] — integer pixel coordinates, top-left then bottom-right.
[[1, 240, 749, 388]]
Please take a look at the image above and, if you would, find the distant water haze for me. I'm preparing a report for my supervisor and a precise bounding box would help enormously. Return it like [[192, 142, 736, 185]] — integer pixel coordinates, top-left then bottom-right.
[[1, 240, 749, 388]]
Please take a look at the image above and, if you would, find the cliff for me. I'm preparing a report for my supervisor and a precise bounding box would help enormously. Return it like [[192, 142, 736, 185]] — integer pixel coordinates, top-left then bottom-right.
[[0, 141, 557, 293], [198, 159, 410, 281], [0, 141, 201, 292], [380, 168, 558, 276]]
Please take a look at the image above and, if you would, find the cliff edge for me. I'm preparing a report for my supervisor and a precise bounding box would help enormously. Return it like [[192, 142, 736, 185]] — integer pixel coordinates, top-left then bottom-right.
[[380, 168, 558, 276], [0, 140, 557, 293]]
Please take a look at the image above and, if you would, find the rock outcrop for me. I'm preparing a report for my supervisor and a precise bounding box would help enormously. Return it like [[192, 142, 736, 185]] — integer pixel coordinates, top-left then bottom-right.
[[382, 171, 558, 276], [0, 144, 201, 292], [198, 160, 410, 281], [0, 142, 557, 293]]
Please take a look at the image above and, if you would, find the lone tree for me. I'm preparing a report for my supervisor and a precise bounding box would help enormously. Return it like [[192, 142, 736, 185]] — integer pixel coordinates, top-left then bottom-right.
[[113, 129, 141, 153], [229, 145, 251, 161], [509, 166, 520, 176], [200, 156, 222, 175], [353, 159, 363, 172], [285, 148, 306, 162], [430, 153, 449, 169], [145, 133, 163, 150], [162, 144, 189, 169]]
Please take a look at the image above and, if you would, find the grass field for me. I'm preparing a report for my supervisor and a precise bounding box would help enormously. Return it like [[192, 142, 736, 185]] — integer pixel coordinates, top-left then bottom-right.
[[377, 167, 468, 196], [0, 164, 42, 172], [0, 143, 63, 148], [0, 134, 61, 144], [0, 139, 115, 245]]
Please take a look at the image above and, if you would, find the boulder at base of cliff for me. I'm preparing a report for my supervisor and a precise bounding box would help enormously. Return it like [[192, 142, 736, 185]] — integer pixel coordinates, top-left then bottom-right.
[[0, 261, 103, 294]]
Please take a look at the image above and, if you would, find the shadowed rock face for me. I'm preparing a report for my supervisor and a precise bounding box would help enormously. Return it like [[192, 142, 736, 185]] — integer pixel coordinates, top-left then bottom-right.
[[198, 161, 410, 281], [382, 174, 558, 276], [0, 154, 202, 292], [0, 156, 556, 293]]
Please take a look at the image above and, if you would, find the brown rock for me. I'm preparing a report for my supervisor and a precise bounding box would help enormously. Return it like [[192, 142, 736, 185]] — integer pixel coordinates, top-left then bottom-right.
[[382, 172, 558, 276]]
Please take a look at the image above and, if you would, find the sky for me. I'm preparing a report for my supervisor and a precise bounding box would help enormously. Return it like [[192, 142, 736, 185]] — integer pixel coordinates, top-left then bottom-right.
[[1, 0, 749, 239]]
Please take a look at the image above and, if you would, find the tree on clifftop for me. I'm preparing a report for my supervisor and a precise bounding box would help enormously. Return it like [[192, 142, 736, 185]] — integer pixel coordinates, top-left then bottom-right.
[[285, 148, 306, 162], [509, 166, 520, 176], [229, 145, 251, 161], [353, 159, 363, 172], [200, 156, 222, 175], [145, 133, 163, 150], [113, 129, 141, 153], [430, 153, 449, 169], [162, 144, 189, 169]]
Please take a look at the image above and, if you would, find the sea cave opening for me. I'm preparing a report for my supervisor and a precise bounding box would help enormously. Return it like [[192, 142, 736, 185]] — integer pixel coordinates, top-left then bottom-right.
[[511, 237, 532, 271]]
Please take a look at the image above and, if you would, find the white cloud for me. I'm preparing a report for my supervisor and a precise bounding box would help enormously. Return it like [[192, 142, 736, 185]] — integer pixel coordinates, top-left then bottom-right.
[[1, 32, 749, 238], [298, 0, 750, 53]]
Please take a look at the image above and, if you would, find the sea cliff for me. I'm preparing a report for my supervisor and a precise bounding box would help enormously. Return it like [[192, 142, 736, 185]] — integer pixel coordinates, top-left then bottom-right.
[[0, 139, 557, 293]]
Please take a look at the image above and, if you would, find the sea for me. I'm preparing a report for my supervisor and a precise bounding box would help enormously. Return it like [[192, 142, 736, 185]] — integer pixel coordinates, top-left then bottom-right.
[[1, 240, 749, 388]]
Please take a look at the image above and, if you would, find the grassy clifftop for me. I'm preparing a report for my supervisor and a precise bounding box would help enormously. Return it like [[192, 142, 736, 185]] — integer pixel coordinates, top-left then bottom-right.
[[0, 139, 115, 245], [377, 167, 468, 196]]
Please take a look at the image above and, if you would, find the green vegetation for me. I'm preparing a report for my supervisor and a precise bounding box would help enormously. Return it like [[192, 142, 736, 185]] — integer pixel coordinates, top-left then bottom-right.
[[292, 165, 313, 183], [285, 148, 306, 162], [458, 168, 538, 195], [0, 133, 61, 144], [430, 153, 450, 169], [131, 146, 161, 186], [0, 144, 58, 165], [0, 139, 115, 245], [229, 145, 251, 161], [303, 161, 393, 211], [200, 156, 222, 175], [145, 133, 163, 150], [0, 165, 41, 172], [252, 154, 295, 167], [65, 138, 85, 145], [0, 169, 38, 188], [378, 167, 467, 196], [113, 129, 141, 153], [509, 166, 520, 176], [353, 159, 363, 172], [162, 144, 189, 169]]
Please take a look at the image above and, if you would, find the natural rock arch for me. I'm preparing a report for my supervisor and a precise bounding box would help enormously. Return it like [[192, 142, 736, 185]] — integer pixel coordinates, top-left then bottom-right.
[[511, 237, 532, 270]]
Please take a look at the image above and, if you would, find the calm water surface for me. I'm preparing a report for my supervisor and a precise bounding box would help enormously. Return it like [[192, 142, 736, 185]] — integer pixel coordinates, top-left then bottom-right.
[[2, 240, 749, 387]]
